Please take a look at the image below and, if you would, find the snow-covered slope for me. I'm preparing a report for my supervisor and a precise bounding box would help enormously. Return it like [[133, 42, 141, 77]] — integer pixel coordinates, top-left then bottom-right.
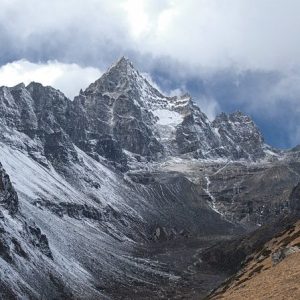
[[0, 140, 147, 299], [0, 121, 237, 298]]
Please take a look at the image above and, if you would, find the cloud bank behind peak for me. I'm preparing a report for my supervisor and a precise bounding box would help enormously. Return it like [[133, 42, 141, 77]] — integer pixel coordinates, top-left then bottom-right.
[[0, 0, 299, 148]]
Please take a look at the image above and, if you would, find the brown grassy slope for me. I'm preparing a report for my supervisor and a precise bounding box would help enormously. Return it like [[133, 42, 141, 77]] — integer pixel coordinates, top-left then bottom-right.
[[209, 220, 300, 300]]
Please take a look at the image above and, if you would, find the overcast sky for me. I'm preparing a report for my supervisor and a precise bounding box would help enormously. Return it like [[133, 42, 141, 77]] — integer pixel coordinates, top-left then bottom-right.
[[0, 0, 299, 148]]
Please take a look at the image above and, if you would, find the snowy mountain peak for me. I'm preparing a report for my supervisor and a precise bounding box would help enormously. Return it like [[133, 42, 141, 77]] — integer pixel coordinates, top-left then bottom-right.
[[113, 56, 134, 71], [102, 56, 138, 81], [85, 57, 146, 95], [0, 57, 273, 165]]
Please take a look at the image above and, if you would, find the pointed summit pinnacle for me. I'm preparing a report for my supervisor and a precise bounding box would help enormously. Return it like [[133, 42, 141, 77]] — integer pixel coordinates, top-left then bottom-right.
[[112, 56, 135, 72], [85, 56, 139, 93], [117, 56, 130, 64]]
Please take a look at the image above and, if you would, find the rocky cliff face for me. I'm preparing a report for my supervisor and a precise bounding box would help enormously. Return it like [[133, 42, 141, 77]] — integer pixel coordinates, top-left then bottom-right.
[[212, 111, 266, 160], [80, 57, 270, 162], [290, 182, 300, 215], [0, 163, 18, 215], [73, 58, 272, 162]]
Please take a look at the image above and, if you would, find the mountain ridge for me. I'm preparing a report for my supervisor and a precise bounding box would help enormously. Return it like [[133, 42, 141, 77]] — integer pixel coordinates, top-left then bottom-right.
[[0, 57, 281, 170]]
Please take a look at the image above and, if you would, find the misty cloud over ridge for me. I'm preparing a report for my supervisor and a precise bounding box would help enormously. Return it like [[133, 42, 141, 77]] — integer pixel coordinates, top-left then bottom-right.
[[0, 0, 299, 148], [0, 60, 102, 99]]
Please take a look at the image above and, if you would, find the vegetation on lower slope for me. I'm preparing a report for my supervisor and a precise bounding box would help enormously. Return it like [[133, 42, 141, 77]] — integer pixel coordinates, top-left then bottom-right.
[[208, 220, 300, 299]]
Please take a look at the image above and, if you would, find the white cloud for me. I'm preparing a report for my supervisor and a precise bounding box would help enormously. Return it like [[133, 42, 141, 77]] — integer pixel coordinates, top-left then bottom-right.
[[149, 1, 300, 70], [141, 72, 220, 120], [1, 0, 300, 71], [168, 88, 185, 97], [292, 127, 300, 147], [141, 72, 164, 93], [0, 0, 300, 147], [0, 60, 102, 99], [195, 95, 220, 120]]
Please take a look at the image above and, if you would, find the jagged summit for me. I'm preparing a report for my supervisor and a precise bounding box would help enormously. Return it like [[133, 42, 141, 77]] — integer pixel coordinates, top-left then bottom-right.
[[212, 111, 265, 160], [113, 56, 134, 70], [10, 82, 26, 90], [103, 56, 138, 81], [85, 56, 165, 102], [79, 58, 214, 158], [214, 111, 254, 123]]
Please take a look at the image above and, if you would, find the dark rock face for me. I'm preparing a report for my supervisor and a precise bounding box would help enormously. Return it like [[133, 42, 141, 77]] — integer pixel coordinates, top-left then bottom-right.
[[44, 131, 78, 165], [1, 83, 38, 134], [212, 111, 265, 160], [175, 105, 221, 157], [25, 222, 53, 259], [200, 161, 300, 226], [0, 281, 18, 300], [95, 134, 126, 165], [0, 83, 77, 168], [0, 233, 13, 263], [0, 163, 18, 215], [79, 58, 268, 162], [66, 93, 129, 168], [26, 82, 69, 133], [271, 246, 300, 265], [290, 182, 300, 215], [78, 57, 164, 161]]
